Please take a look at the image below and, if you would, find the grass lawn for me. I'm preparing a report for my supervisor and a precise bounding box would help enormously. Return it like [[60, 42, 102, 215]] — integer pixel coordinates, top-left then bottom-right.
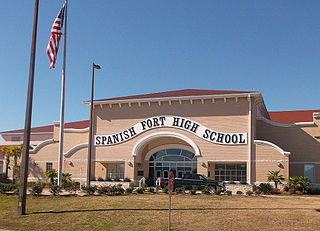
[[1, 193, 320, 231]]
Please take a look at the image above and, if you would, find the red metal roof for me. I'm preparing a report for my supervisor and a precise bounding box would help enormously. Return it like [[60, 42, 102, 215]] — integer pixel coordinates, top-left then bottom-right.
[[269, 110, 320, 123], [0, 120, 89, 134], [93, 89, 254, 102]]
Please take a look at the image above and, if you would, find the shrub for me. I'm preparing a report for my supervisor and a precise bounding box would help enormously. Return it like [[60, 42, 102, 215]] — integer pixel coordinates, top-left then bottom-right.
[[254, 190, 261, 196], [98, 186, 110, 195], [215, 187, 222, 195], [111, 185, 124, 195], [145, 177, 154, 187], [288, 187, 296, 194], [283, 185, 289, 192], [113, 177, 120, 182], [246, 190, 253, 196], [82, 186, 96, 195], [97, 177, 104, 181], [129, 182, 135, 188], [288, 176, 311, 193], [147, 187, 155, 193], [162, 186, 169, 194], [49, 184, 62, 196], [0, 173, 12, 184], [236, 191, 243, 195], [155, 185, 161, 193], [135, 187, 144, 194], [190, 185, 197, 195], [257, 183, 273, 194], [123, 177, 131, 182], [240, 181, 248, 185], [45, 169, 57, 185], [105, 177, 112, 181], [29, 183, 44, 196], [141, 184, 147, 191], [175, 187, 183, 194], [69, 181, 80, 192], [125, 187, 133, 194], [202, 186, 211, 195], [181, 186, 186, 194], [225, 190, 232, 196], [0, 183, 13, 194]]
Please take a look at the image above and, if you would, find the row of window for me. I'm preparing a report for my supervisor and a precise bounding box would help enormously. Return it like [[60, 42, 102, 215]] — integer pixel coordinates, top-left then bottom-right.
[[43, 162, 315, 183]]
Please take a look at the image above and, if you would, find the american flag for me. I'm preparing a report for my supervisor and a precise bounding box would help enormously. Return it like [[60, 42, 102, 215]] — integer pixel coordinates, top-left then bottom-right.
[[46, 2, 66, 69]]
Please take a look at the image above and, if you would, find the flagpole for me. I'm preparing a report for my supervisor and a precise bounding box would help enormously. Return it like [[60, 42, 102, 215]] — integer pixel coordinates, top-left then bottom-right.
[[17, 0, 39, 215], [58, 0, 68, 186]]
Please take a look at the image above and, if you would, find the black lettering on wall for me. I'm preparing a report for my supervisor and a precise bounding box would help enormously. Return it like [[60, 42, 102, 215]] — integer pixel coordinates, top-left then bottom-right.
[[95, 136, 101, 145], [128, 127, 137, 137], [203, 129, 210, 139], [190, 123, 199, 133]]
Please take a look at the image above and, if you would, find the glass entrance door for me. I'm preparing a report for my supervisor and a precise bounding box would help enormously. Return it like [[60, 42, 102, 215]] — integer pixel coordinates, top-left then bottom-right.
[[149, 148, 197, 182]]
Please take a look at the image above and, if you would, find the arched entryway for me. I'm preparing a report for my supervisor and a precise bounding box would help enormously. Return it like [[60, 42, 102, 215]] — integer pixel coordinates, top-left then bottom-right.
[[147, 146, 197, 181], [132, 131, 201, 184]]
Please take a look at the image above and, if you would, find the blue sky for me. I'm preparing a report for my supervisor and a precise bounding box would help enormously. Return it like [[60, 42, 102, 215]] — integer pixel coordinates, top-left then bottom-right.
[[0, 0, 319, 132]]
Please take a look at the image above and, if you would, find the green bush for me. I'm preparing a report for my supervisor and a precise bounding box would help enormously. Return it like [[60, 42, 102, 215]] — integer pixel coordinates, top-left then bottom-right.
[[125, 187, 133, 194], [283, 185, 289, 192], [162, 186, 169, 194], [155, 185, 161, 193], [82, 186, 96, 195], [49, 184, 62, 196], [0, 183, 13, 193], [246, 190, 253, 196], [129, 182, 135, 188], [97, 186, 110, 195], [257, 183, 274, 194], [147, 187, 155, 193], [145, 177, 154, 187], [254, 190, 261, 196], [29, 183, 44, 196], [190, 185, 197, 195], [236, 191, 243, 195], [225, 190, 232, 196], [135, 187, 144, 194], [175, 187, 183, 194], [202, 186, 211, 195], [0, 173, 12, 184], [288, 187, 296, 194], [215, 187, 222, 195]]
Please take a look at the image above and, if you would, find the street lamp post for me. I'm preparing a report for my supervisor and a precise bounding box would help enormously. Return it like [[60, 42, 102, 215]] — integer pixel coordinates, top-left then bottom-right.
[[87, 62, 101, 186]]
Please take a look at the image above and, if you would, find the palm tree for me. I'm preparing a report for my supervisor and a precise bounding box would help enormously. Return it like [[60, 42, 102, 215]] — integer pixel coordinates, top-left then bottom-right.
[[267, 170, 285, 189], [46, 169, 58, 185], [0, 145, 22, 183]]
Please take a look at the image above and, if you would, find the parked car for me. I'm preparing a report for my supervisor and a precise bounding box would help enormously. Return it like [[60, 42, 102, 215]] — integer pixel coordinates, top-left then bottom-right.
[[159, 173, 221, 192]]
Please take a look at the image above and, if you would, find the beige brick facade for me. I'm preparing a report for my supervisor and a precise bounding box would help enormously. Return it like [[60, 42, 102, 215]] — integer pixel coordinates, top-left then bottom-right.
[[3, 90, 319, 187]]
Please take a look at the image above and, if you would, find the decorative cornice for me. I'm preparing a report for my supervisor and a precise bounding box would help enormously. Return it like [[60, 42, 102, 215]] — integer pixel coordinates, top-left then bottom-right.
[[64, 143, 88, 157], [83, 92, 261, 106], [30, 139, 56, 154], [257, 117, 315, 127], [254, 139, 290, 157]]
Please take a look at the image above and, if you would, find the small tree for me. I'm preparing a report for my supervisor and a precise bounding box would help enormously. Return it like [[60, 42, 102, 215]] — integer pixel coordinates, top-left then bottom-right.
[[267, 170, 284, 189], [0, 145, 22, 183], [46, 169, 58, 184]]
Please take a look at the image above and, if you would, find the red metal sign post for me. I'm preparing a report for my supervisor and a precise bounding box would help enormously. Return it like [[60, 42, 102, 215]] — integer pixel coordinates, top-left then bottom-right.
[[168, 172, 174, 231]]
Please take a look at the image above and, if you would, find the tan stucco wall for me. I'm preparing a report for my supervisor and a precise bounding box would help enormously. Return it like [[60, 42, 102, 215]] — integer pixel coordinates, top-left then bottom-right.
[[254, 144, 289, 183], [256, 117, 320, 183]]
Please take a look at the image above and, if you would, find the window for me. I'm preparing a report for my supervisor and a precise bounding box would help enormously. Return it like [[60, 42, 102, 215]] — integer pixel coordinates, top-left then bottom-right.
[[46, 162, 53, 172], [106, 163, 124, 179], [148, 148, 197, 180], [137, 170, 144, 176], [11, 136, 21, 142], [304, 164, 315, 183], [215, 164, 247, 182]]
